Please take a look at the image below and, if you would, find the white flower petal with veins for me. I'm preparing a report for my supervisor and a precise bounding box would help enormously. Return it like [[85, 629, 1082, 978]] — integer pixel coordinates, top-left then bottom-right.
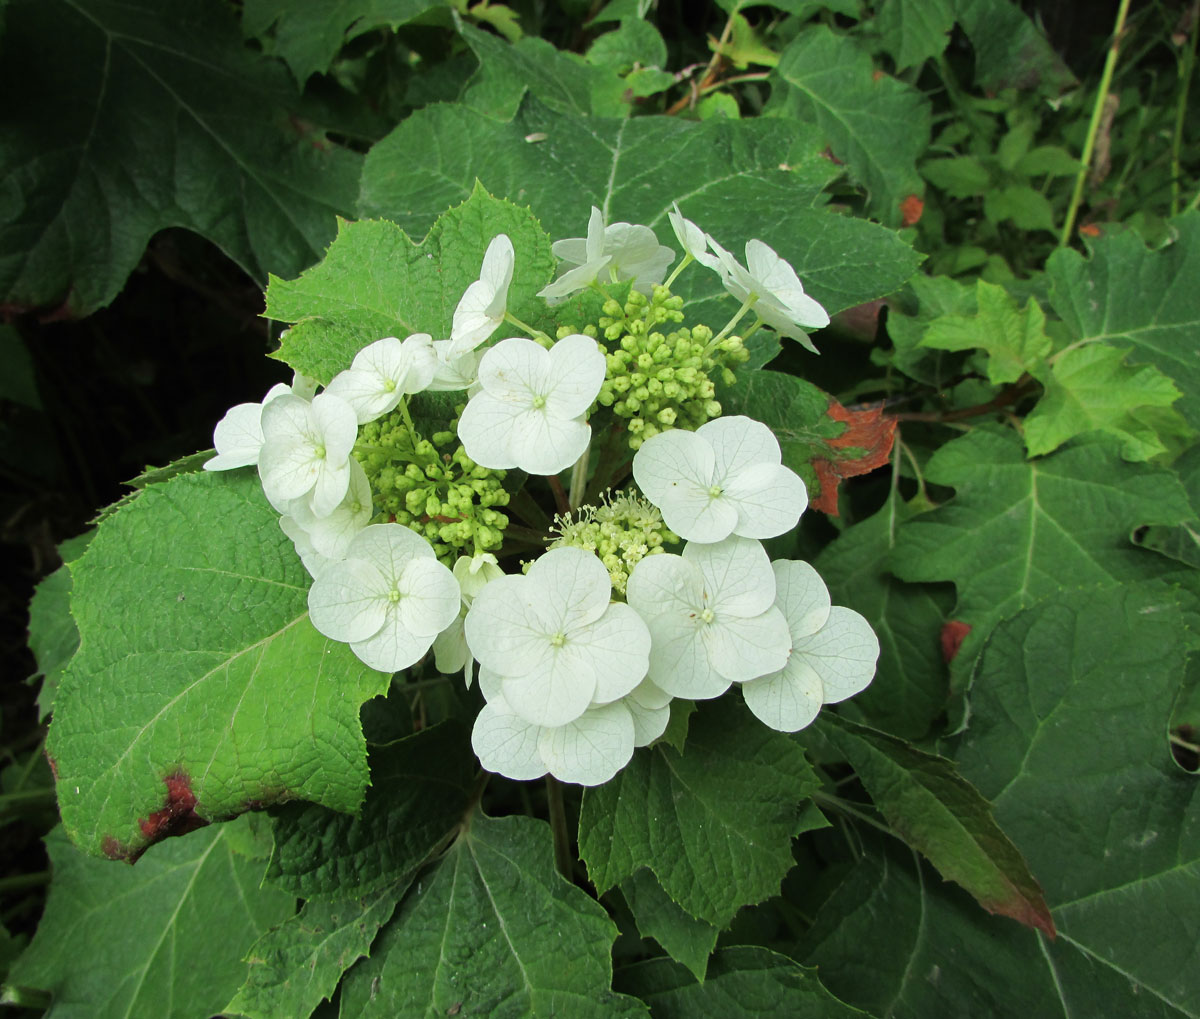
[[324, 334, 437, 423], [539, 206, 674, 300], [449, 234, 515, 356]]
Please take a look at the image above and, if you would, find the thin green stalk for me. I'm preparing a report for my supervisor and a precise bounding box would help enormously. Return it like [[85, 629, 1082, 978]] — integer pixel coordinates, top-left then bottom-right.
[[1171, 7, 1200, 216], [663, 253, 693, 291], [1060, 0, 1134, 246], [545, 776, 574, 879], [568, 445, 590, 510], [503, 311, 553, 347], [0, 870, 50, 894]]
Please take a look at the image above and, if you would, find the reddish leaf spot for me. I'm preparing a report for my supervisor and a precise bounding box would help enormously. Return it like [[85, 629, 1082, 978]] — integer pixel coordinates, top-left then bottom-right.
[[810, 400, 897, 515], [101, 835, 134, 862], [900, 194, 924, 226], [940, 620, 972, 663], [45, 752, 58, 781], [1079, 222, 1102, 238], [978, 891, 1057, 939], [819, 146, 845, 166], [872, 69, 885, 81], [137, 770, 207, 846]]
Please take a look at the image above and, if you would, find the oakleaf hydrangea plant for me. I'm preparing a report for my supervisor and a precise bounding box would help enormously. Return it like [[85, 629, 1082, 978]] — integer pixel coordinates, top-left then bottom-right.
[[202, 195, 881, 787]]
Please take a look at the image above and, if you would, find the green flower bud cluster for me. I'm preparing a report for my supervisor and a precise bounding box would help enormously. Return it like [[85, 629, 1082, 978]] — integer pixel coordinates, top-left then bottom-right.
[[579, 284, 750, 450], [546, 491, 680, 596], [354, 409, 509, 563]]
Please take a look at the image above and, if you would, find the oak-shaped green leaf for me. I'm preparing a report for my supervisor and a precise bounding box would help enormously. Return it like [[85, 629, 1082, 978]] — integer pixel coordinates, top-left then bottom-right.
[[1025, 343, 1184, 460], [228, 885, 403, 1019], [358, 98, 921, 319], [813, 714, 1053, 935], [953, 582, 1200, 1013], [890, 426, 1191, 672], [7, 822, 294, 1019], [458, 19, 628, 120], [242, 0, 445, 83], [338, 814, 649, 1018], [798, 833, 1157, 1018], [1048, 213, 1200, 428], [769, 25, 929, 225], [882, 271, 976, 386], [267, 721, 474, 899], [267, 184, 556, 384], [26, 531, 93, 720], [578, 699, 821, 928], [953, 0, 1076, 95], [814, 493, 952, 738], [0, 0, 361, 317], [620, 869, 717, 982], [616, 946, 871, 1018], [876, 0, 955, 70], [47, 471, 391, 859], [920, 279, 1051, 385]]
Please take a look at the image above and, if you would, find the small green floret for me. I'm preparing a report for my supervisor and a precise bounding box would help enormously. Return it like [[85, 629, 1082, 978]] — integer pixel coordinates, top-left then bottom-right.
[[546, 491, 680, 595]]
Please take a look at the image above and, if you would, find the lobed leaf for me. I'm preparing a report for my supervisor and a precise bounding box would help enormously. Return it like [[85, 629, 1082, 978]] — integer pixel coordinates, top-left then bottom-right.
[[47, 470, 392, 859], [619, 869, 718, 983]]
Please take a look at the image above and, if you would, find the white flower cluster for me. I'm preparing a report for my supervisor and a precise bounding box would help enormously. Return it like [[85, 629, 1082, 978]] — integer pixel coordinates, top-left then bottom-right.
[[202, 203, 878, 788]]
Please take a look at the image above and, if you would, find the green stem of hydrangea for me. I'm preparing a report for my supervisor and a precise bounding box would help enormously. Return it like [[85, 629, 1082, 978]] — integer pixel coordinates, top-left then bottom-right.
[[1171, 12, 1199, 216], [503, 312, 554, 348], [663, 253, 694, 291], [397, 395, 419, 441], [545, 775, 574, 879], [711, 293, 757, 347], [1059, 0, 1133, 246], [568, 444, 590, 511]]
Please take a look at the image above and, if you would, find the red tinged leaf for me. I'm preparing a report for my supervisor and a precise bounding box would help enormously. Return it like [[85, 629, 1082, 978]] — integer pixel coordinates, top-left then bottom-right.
[[810, 400, 897, 515], [1078, 222, 1102, 238], [832, 298, 885, 341], [900, 193, 924, 226], [941, 620, 972, 663]]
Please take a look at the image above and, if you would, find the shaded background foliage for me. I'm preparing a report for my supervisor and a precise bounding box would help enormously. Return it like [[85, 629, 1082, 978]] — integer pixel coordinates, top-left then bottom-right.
[[2, 0, 1199, 1015]]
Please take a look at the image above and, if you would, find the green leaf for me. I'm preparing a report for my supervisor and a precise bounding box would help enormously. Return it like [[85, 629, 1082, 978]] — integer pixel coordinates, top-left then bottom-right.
[[882, 271, 976, 385], [1025, 343, 1184, 460], [7, 822, 294, 1019], [0, 0, 362, 317], [1015, 144, 1081, 178], [616, 946, 871, 1017], [338, 814, 649, 1018], [242, 0, 445, 83], [267, 184, 556, 384], [458, 19, 627, 119], [814, 714, 1053, 934], [770, 25, 929, 225], [357, 98, 921, 318], [798, 834, 1138, 1018], [26, 531, 93, 720], [954, 582, 1200, 1014], [586, 17, 667, 72], [921, 155, 991, 197], [952, 0, 1076, 96], [875, 0, 955, 71], [228, 885, 403, 1019], [619, 869, 717, 982], [890, 426, 1191, 671], [47, 471, 391, 859], [578, 699, 821, 928], [714, 13, 781, 69], [920, 279, 1051, 384], [983, 183, 1056, 232], [1048, 212, 1200, 429], [266, 722, 474, 899], [815, 494, 953, 738]]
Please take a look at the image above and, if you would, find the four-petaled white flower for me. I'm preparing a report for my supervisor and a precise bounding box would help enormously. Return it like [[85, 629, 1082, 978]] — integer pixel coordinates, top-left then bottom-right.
[[667, 202, 720, 272], [324, 334, 437, 424], [457, 334, 605, 475], [740, 561, 879, 731], [433, 552, 505, 683], [308, 523, 460, 673], [538, 207, 674, 301], [449, 234, 515, 356], [464, 546, 651, 727], [633, 415, 808, 543], [427, 339, 483, 392], [708, 237, 830, 352], [258, 392, 358, 517], [625, 536, 790, 700], [285, 457, 373, 558], [204, 373, 316, 472], [471, 680, 638, 786]]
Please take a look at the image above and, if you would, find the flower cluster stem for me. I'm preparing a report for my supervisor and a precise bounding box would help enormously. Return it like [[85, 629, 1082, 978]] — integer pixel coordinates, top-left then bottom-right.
[[568, 446, 590, 510], [545, 775, 574, 879]]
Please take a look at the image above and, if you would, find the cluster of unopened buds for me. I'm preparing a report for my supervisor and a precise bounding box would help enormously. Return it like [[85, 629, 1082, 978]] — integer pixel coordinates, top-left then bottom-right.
[[205, 202, 880, 786]]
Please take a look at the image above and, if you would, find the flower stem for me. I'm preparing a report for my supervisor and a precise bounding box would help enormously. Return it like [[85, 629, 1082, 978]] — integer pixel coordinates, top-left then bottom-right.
[[547, 474, 571, 516], [1059, 0, 1133, 246], [568, 445, 590, 510], [545, 775, 574, 879], [1171, 8, 1199, 216], [397, 396, 419, 441], [663, 253, 693, 291], [709, 293, 757, 350], [504, 312, 554, 348]]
